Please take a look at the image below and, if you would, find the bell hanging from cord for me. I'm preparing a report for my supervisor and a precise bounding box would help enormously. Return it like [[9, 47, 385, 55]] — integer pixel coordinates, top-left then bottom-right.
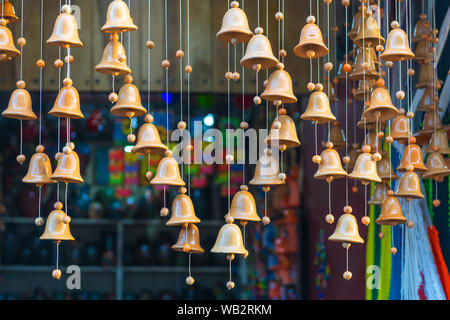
[[166, 187, 201, 227], [227, 185, 260, 225], [101, 0, 137, 33], [300, 83, 335, 123], [132, 113, 167, 155], [368, 182, 389, 206], [349, 47, 379, 80], [390, 108, 411, 144], [348, 145, 382, 185], [240, 27, 278, 69], [422, 151, 450, 180], [425, 130, 450, 154], [329, 121, 346, 150], [416, 63, 441, 89], [110, 75, 146, 118], [0, 0, 18, 25], [412, 14, 431, 43], [0, 20, 20, 58], [376, 190, 407, 226], [396, 137, 427, 174], [293, 15, 328, 59], [353, 9, 384, 47], [395, 166, 424, 200], [328, 210, 364, 244], [216, 1, 252, 44], [46, 5, 83, 48], [266, 111, 300, 150], [49, 78, 84, 119], [363, 78, 398, 122], [261, 64, 297, 104], [377, 156, 398, 181], [380, 20, 414, 61], [313, 142, 348, 181], [95, 33, 131, 76], [51, 143, 84, 184]]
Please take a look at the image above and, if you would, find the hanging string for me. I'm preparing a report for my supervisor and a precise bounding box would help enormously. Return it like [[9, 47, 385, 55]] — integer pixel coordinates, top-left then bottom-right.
[[187, 0, 191, 195], [38, 0, 44, 146], [163, 0, 169, 208], [179, 0, 184, 179], [56, 241, 60, 270], [345, 3, 348, 206], [227, 0, 231, 212], [147, 0, 151, 114], [241, 0, 246, 185]]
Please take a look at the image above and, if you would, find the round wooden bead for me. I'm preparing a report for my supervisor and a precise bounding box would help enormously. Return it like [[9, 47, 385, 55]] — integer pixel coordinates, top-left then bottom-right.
[[160, 207, 169, 217], [252, 63, 261, 71], [262, 216, 271, 225], [352, 186, 359, 193], [273, 121, 282, 129], [342, 156, 350, 164], [390, 247, 397, 255], [226, 281, 235, 290], [343, 271, 352, 280], [341, 0, 350, 6], [54, 59, 64, 68], [225, 215, 234, 224], [395, 90, 405, 100], [109, 92, 118, 103], [232, 72, 240, 81], [161, 59, 170, 68], [275, 11, 284, 20], [36, 145, 45, 153], [325, 214, 334, 224], [306, 15, 316, 24], [279, 49, 287, 57], [177, 121, 187, 130], [407, 220, 414, 228], [372, 152, 382, 161], [307, 82, 315, 91], [52, 269, 62, 279], [35, 217, 44, 226], [278, 173, 286, 180], [379, 232, 384, 239], [312, 155, 322, 164], [324, 62, 333, 72], [240, 121, 249, 129], [16, 154, 26, 164], [255, 27, 263, 35], [343, 63, 352, 73], [385, 61, 393, 68], [146, 40, 155, 49], [127, 134, 136, 143], [253, 96, 261, 105], [344, 205, 352, 214], [16, 80, 26, 89], [36, 59, 45, 68], [183, 244, 191, 253], [186, 276, 195, 286], [432, 199, 441, 207], [17, 37, 26, 46], [65, 55, 74, 64], [375, 44, 384, 52], [361, 216, 370, 225], [176, 50, 184, 59], [184, 65, 192, 73], [225, 154, 234, 163]]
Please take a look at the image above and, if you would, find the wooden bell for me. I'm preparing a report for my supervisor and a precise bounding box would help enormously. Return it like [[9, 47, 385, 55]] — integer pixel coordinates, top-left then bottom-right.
[[0, 0, 18, 24], [413, 40, 433, 62], [416, 64, 441, 89], [266, 114, 300, 149], [380, 22, 414, 61], [353, 10, 384, 47], [261, 67, 297, 103], [329, 122, 346, 150], [228, 185, 261, 222], [51, 147, 84, 184], [417, 88, 440, 113], [397, 140, 428, 173], [216, 1, 252, 43], [425, 130, 450, 154], [2, 81, 36, 120], [350, 47, 379, 80], [40, 208, 74, 241], [95, 35, 131, 76], [349, 149, 382, 184], [166, 187, 201, 227], [293, 16, 328, 59], [412, 14, 430, 43], [300, 85, 335, 123], [422, 152, 450, 180], [328, 213, 364, 244], [101, 0, 137, 33], [46, 7, 83, 48], [353, 79, 375, 101], [376, 190, 407, 226], [171, 223, 204, 254], [49, 78, 83, 119], [395, 169, 424, 200], [390, 109, 410, 144], [110, 75, 147, 118], [211, 222, 248, 256], [348, 7, 362, 40], [132, 115, 167, 155], [368, 182, 389, 206], [23, 146, 56, 186], [364, 85, 398, 122], [0, 25, 20, 57], [357, 115, 386, 131], [240, 32, 278, 69], [249, 151, 285, 186], [377, 157, 398, 181], [313, 143, 348, 180], [150, 150, 186, 186]]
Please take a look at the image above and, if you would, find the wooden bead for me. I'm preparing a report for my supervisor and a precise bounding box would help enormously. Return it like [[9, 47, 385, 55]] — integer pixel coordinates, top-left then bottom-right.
[[63, 78, 73, 86], [375, 44, 384, 52], [342, 242, 351, 249], [395, 90, 405, 100], [253, 96, 261, 105], [275, 11, 284, 20], [161, 59, 170, 68], [377, 131, 384, 138], [225, 215, 234, 224], [407, 68, 415, 76], [36, 59, 45, 68], [407, 220, 414, 228], [252, 63, 261, 71], [432, 199, 441, 207], [391, 21, 399, 29], [146, 40, 155, 49], [262, 216, 271, 225], [225, 154, 234, 163], [341, 0, 350, 6], [109, 92, 118, 103], [307, 82, 315, 91], [230, 1, 239, 8], [17, 37, 26, 46], [176, 50, 184, 59], [52, 269, 62, 279], [177, 121, 187, 130], [352, 186, 359, 193], [343, 63, 352, 73], [145, 171, 153, 180], [385, 61, 393, 68], [390, 247, 397, 255], [278, 108, 287, 115], [312, 155, 322, 164], [160, 207, 169, 217], [127, 134, 136, 143], [315, 83, 323, 91], [65, 55, 74, 64], [325, 214, 334, 224], [278, 173, 286, 180], [279, 49, 287, 57], [35, 217, 44, 226], [62, 215, 71, 224], [324, 62, 333, 72], [225, 71, 233, 79], [185, 65, 192, 73], [362, 145, 371, 153], [343, 271, 352, 280], [16, 154, 26, 164], [183, 244, 191, 253], [406, 111, 414, 119], [273, 121, 282, 129], [54, 59, 64, 68], [372, 152, 382, 161], [376, 78, 385, 87], [361, 216, 370, 225], [36, 145, 45, 153], [255, 27, 263, 35], [306, 15, 316, 24], [378, 232, 384, 239], [186, 276, 195, 286], [344, 205, 352, 214], [16, 80, 26, 89], [226, 281, 235, 290], [306, 49, 316, 58], [232, 72, 240, 81], [0, 19, 7, 26], [342, 156, 350, 164]]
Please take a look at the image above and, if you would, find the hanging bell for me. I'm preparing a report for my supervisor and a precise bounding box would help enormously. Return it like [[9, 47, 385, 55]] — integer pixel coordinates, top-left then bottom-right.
[[0, 24, 19, 57], [329, 121, 346, 150], [95, 34, 131, 76], [261, 66, 297, 103], [132, 114, 167, 155], [413, 40, 433, 62], [348, 147, 382, 184], [51, 147, 84, 184], [0, 0, 18, 24], [166, 187, 201, 227], [376, 190, 407, 226], [110, 75, 147, 118], [425, 130, 450, 154], [101, 0, 138, 33], [313, 143, 348, 180], [380, 21, 414, 61], [397, 139, 428, 173], [171, 223, 204, 254], [416, 64, 441, 89], [323, 76, 338, 103], [40, 207, 74, 241], [46, 6, 83, 48], [363, 84, 398, 122], [395, 169, 424, 200], [353, 79, 374, 101], [300, 84, 335, 123], [48, 78, 83, 119], [353, 10, 384, 47], [211, 222, 248, 256], [216, 1, 252, 43], [150, 150, 186, 186], [293, 16, 328, 59], [368, 182, 389, 206], [377, 156, 398, 181], [348, 6, 362, 40], [23, 146, 57, 186], [249, 150, 285, 186], [328, 213, 364, 244], [390, 109, 410, 144], [412, 14, 431, 43], [240, 29, 278, 69], [349, 47, 379, 80], [422, 152, 450, 180], [227, 185, 261, 222], [2, 81, 36, 120], [417, 88, 440, 113], [266, 114, 300, 149]]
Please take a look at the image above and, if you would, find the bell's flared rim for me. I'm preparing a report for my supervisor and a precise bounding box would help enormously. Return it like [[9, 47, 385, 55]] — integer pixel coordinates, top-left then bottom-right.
[[249, 176, 285, 186], [348, 173, 382, 183], [131, 144, 168, 156], [95, 63, 132, 76], [40, 234, 75, 241], [266, 138, 300, 149], [228, 211, 261, 222], [261, 92, 297, 104], [363, 106, 398, 122], [349, 69, 379, 81], [166, 215, 201, 227], [101, 22, 138, 33], [48, 107, 84, 119], [150, 177, 186, 186], [23, 176, 57, 185], [2, 109, 37, 120], [328, 234, 364, 244], [422, 168, 450, 180], [171, 244, 204, 254], [51, 175, 84, 184], [375, 216, 407, 226], [293, 42, 329, 59]]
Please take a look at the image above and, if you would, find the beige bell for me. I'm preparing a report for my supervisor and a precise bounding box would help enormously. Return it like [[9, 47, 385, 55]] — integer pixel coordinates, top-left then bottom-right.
[[376, 190, 407, 226], [354, 11, 384, 47], [412, 14, 430, 43], [2, 82, 36, 120], [249, 151, 285, 186], [228, 185, 260, 222], [216, 2, 252, 43], [51, 148, 84, 184], [0, 0, 18, 24], [132, 115, 167, 155], [46, 8, 83, 48], [171, 223, 204, 254], [397, 141, 427, 173], [266, 114, 300, 149], [211, 222, 248, 256], [329, 121, 346, 150], [0, 25, 19, 57], [166, 187, 201, 227], [101, 0, 137, 33], [293, 16, 328, 59], [240, 32, 278, 70], [395, 169, 424, 200], [261, 68, 297, 103], [40, 208, 74, 241], [23, 148, 56, 186], [416, 64, 441, 89], [413, 40, 433, 62], [300, 85, 335, 123], [150, 150, 185, 186], [111, 75, 146, 118], [314, 143, 348, 180], [417, 88, 439, 113], [390, 110, 410, 144], [350, 47, 379, 80], [380, 23, 414, 61], [377, 157, 398, 181], [48, 78, 83, 119], [349, 150, 382, 184], [425, 130, 450, 154], [357, 115, 381, 131], [363, 86, 398, 122], [422, 152, 450, 180], [95, 35, 131, 76], [328, 213, 364, 244], [368, 182, 389, 206]]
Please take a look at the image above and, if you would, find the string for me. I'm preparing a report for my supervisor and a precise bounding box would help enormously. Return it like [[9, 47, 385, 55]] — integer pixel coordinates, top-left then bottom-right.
[[179, 0, 184, 179], [164, 0, 169, 207], [65, 182, 68, 215], [56, 241, 60, 270], [242, 0, 246, 185], [128, 0, 131, 68], [345, 3, 348, 207], [227, 0, 230, 212], [39, 0, 44, 146], [188, 253, 192, 277], [187, 0, 191, 195], [346, 246, 349, 271], [147, 0, 151, 114], [38, 187, 42, 218]]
